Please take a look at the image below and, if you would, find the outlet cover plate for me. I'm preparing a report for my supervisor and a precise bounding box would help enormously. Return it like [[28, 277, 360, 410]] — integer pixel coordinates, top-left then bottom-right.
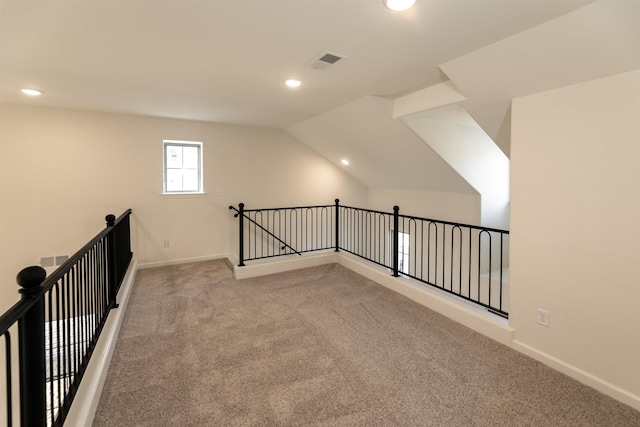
[[537, 309, 550, 327]]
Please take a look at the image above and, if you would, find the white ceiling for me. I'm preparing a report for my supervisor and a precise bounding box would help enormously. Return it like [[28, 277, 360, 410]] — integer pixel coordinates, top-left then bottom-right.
[[440, 0, 640, 156], [5, 0, 638, 198], [288, 96, 477, 193], [0, 0, 594, 128]]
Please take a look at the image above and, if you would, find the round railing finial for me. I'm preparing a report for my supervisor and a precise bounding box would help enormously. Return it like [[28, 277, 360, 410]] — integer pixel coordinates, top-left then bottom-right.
[[17, 266, 46, 290]]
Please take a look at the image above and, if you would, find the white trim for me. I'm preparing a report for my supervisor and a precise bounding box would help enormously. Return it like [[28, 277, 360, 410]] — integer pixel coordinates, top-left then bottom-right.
[[160, 192, 207, 198], [512, 340, 640, 412], [233, 251, 513, 345], [163, 140, 203, 194], [335, 252, 513, 346], [233, 252, 640, 408], [138, 253, 233, 269], [233, 251, 337, 279], [64, 257, 138, 427], [68, 252, 639, 418]]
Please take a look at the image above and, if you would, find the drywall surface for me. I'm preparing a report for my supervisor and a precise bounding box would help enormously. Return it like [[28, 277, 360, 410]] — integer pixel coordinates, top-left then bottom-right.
[[510, 69, 640, 408], [402, 104, 510, 229], [0, 105, 367, 311], [287, 96, 476, 194], [368, 188, 480, 226]]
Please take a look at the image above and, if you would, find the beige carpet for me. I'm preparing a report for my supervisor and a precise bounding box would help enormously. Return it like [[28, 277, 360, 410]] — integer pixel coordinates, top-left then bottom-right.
[[93, 260, 640, 426]]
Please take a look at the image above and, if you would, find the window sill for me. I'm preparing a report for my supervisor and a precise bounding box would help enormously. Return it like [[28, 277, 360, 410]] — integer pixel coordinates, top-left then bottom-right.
[[160, 192, 208, 199]]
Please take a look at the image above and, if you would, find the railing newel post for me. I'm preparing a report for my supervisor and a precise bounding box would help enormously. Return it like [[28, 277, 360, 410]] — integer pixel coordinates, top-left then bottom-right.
[[238, 203, 245, 266], [392, 205, 400, 277], [17, 266, 47, 427], [105, 214, 118, 309], [334, 199, 340, 252]]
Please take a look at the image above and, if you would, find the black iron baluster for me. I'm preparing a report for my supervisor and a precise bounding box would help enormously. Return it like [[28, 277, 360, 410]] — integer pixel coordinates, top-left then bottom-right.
[[392, 206, 399, 277], [500, 233, 504, 312], [4, 331, 13, 426], [420, 220, 425, 282]]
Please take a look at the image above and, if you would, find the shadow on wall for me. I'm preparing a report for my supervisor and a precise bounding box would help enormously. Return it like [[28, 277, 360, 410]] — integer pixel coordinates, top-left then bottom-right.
[[402, 103, 510, 230]]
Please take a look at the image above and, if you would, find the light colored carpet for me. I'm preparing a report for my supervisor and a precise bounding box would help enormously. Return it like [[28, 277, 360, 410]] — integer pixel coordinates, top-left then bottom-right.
[[93, 260, 640, 426]]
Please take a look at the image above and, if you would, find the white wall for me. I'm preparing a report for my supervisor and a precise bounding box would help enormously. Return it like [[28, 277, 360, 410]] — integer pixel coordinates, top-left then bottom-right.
[[368, 188, 480, 226], [402, 104, 510, 229], [510, 69, 640, 408], [0, 105, 367, 312]]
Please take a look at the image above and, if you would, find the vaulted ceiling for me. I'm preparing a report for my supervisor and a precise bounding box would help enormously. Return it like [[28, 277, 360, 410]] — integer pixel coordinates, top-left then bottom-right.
[[2, 0, 638, 194], [0, 0, 594, 128]]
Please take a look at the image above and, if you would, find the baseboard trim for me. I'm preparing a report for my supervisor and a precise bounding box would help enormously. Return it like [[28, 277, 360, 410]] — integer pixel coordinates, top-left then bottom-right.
[[234, 251, 337, 279], [336, 253, 514, 347], [138, 253, 233, 269], [512, 340, 640, 412], [64, 257, 138, 427], [63, 253, 640, 416], [232, 251, 513, 346]]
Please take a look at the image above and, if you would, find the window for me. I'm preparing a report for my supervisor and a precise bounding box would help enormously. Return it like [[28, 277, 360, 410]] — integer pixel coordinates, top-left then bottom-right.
[[163, 140, 203, 194], [390, 230, 410, 274], [398, 231, 410, 274]]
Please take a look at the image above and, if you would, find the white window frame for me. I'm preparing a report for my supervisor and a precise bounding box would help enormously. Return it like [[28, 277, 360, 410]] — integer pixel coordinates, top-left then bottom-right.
[[163, 140, 203, 194]]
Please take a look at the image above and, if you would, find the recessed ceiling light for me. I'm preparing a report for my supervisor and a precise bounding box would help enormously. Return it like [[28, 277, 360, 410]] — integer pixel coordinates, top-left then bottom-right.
[[383, 0, 416, 11], [341, 159, 350, 166], [284, 79, 301, 88], [21, 88, 43, 96]]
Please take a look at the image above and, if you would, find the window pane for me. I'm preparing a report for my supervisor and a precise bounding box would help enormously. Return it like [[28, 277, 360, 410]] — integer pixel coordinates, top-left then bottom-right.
[[183, 146, 199, 169], [166, 145, 182, 168], [182, 169, 199, 192], [166, 169, 183, 192], [163, 141, 202, 194]]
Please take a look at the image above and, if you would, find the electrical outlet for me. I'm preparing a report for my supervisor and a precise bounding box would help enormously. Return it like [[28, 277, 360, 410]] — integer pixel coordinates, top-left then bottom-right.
[[537, 309, 550, 327], [164, 240, 171, 248]]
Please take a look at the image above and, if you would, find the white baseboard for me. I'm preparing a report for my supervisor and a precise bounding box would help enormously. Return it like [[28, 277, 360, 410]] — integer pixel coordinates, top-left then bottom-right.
[[138, 253, 233, 269], [233, 251, 513, 346], [64, 257, 138, 427], [512, 340, 640, 412], [67, 252, 639, 417], [233, 251, 337, 279], [335, 253, 514, 347]]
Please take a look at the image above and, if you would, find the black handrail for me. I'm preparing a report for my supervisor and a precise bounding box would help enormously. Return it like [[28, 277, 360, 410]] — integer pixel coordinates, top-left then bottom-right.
[[0, 209, 132, 427], [230, 200, 509, 317]]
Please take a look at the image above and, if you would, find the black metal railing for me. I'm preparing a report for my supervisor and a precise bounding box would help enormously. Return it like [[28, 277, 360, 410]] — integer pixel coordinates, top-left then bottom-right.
[[339, 205, 509, 317], [231, 201, 509, 317], [229, 203, 336, 266], [0, 209, 132, 427]]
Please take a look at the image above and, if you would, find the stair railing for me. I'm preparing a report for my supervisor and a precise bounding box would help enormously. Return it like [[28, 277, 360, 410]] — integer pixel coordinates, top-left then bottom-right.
[[229, 204, 302, 266], [0, 209, 132, 427], [231, 200, 509, 317]]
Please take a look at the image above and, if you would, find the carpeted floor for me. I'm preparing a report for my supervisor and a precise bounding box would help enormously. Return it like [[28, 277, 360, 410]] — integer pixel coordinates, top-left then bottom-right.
[[92, 260, 640, 426]]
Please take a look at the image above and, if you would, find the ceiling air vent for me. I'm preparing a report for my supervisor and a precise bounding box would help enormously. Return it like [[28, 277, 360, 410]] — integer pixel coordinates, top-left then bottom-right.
[[308, 51, 345, 70]]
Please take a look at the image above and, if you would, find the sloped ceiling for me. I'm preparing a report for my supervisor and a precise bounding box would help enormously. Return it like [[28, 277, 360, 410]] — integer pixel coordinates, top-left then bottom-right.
[[287, 96, 476, 194], [0, 0, 594, 128], [4, 0, 637, 195], [440, 0, 640, 157]]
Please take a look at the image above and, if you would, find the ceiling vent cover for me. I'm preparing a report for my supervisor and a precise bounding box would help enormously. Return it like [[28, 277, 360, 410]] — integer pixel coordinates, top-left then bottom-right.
[[308, 51, 345, 70]]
